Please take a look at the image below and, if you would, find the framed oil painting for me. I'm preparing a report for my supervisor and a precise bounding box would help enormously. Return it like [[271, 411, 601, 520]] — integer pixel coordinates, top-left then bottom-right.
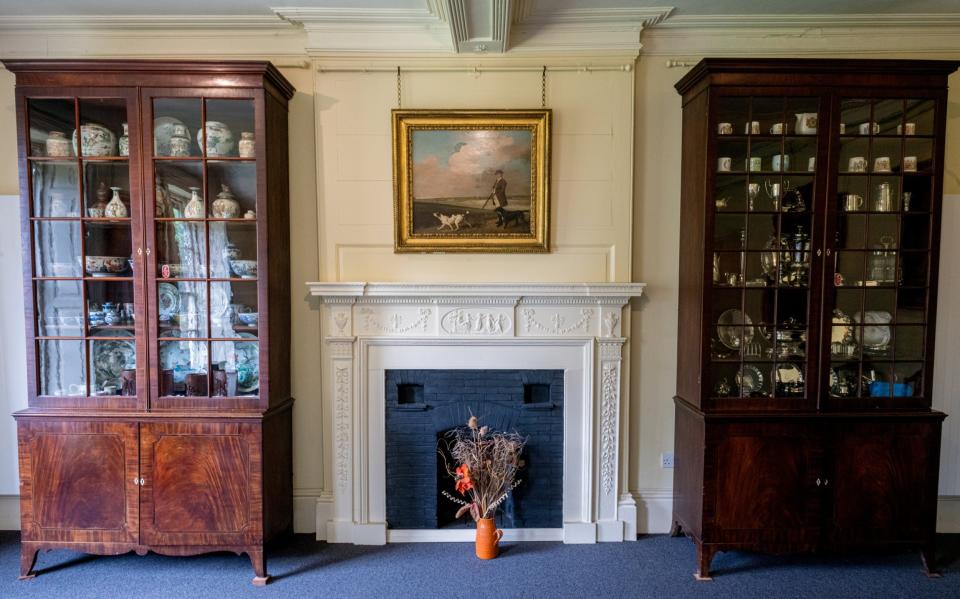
[[392, 109, 551, 253]]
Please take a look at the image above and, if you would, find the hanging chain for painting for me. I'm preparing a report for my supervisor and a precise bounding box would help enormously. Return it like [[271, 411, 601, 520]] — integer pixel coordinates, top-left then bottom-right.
[[397, 66, 402, 108], [541, 66, 546, 108]]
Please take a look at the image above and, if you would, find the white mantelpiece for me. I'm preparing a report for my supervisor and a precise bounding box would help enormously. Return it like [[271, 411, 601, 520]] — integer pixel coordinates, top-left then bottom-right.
[[306, 282, 645, 544]]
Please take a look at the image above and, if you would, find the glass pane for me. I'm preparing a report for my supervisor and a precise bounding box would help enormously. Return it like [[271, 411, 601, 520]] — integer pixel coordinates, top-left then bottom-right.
[[709, 362, 739, 397], [155, 161, 203, 218], [86, 280, 135, 335], [212, 338, 259, 396], [34, 221, 81, 277], [839, 137, 869, 173], [207, 161, 256, 218], [204, 99, 255, 158], [902, 176, 931, 213], [77, 98, 126, 158], [840, 99, 872, 136], [159, 340, 208, 397], [715, 97, 750, 137], [84, 163, 130, 218], [786, 97, 819, 136], [783, 137, 816, 173], [717, 140, 747, 173], [751, 97, 784, 134], [901, 252, 929, 288], [893, 362, 924, 397], [29, 98, 75, 157], [39, 339, 86, 396], [89, 333, 136, 396], [829, 361, 861, 398], [211, 222, 257, 278], [158, 281, 207, 338], [84, 222, 133, 278], [904, 99, 935, 136], [714, 174, 747, 212], [153, 98, 202, 157], [897, 289, 927, 324], [868, 177, 899, 213], [873, 99, 903, 135], [156, 221, 207, 278], [36, 280, 83, 336], [870, 139, 900, 174], [211, 281, 258, 338], [904, 139, 934, 173], [739, 362, 773, 398], [32, 162, 80, 217], [749, 140, 779, 173]]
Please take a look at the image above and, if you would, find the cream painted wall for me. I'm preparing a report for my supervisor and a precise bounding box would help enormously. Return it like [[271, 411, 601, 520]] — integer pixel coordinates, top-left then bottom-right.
[[314, 63, 635, 283], [1, 26, 960, 534]]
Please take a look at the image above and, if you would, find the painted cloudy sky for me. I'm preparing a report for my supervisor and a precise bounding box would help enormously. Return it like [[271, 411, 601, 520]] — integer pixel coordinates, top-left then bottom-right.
[[411, 129, 532, 200]]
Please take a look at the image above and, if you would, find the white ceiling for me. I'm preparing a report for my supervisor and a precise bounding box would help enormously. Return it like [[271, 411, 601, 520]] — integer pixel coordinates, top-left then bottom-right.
[[1, 0, 959, 17]]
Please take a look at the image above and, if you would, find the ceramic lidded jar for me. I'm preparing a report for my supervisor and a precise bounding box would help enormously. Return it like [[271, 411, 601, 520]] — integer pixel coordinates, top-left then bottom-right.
[[118, 123, 129, 157], [46, 131, 71, 157], [238, 132, 255, 158], [105, 186, 128, 219], [88, 181, 110, 217], [169, 124, 191, 157], [199, 121, 235, 157], [73, 123, 116, 156], [184, 186, 205, 219], [212, 184, 240, 218]]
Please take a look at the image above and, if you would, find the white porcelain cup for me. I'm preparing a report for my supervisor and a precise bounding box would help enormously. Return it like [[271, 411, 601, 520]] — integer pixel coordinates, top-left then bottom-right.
[[903, 156, 918, 172], [807, 157, 816, 172], [848, 156, 867, 172], [744, 121, 760, 135], [772, 154, 790, 172], [718, 156, 732, 172], [747, 156, 762, 172], [769, 122, 786, 135], [717, 122, 733, 135], [873, 156, 891, 172], [839, 123, 846, 134]]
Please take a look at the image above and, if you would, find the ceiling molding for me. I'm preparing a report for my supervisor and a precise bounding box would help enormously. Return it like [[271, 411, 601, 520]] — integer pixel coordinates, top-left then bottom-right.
[[513, 3, 675, 28], [447, 0, 512, 53], [655, 13, 960, 29], [0, 14, 294, 31], [271, 5, 445, 25]]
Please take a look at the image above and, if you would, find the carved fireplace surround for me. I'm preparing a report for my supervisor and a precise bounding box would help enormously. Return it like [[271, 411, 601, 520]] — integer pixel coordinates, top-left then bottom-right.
[[306, 282, 646, 544]]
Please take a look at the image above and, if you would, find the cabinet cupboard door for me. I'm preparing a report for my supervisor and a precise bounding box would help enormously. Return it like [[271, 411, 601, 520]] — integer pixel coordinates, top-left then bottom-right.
[[17, 420, 139, 544], [139, 421, 262, 546], [829, 420, 940, 545], [706, 422, 823, 547]]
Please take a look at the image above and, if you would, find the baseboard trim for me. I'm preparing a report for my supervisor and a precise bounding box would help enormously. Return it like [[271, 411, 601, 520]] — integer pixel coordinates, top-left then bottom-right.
[[632, 490, 960, 535]]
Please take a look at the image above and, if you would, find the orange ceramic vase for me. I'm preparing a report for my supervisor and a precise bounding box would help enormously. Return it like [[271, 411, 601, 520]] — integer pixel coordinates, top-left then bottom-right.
[[475, 517, 503, 559]]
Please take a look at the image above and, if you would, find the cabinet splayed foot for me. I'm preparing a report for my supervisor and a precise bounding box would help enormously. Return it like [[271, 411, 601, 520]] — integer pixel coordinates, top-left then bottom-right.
[[5, 59, 295, 585]]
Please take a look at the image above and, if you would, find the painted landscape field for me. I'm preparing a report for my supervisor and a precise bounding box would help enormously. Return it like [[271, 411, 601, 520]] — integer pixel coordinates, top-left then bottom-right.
[[412, 195, 532, 235]]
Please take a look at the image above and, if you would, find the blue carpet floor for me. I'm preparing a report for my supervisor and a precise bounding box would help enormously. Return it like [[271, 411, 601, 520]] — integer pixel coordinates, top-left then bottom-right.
[[1, 532, 959, 598]]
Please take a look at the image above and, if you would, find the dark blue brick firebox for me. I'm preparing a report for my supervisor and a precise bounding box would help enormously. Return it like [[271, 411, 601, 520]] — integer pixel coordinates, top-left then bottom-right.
[[385, 369, 563, 529]]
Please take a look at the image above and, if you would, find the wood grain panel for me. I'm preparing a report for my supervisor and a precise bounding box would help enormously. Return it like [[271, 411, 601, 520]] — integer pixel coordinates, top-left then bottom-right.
[[140, 421, 262, 547], [17, 419, 138, 544]]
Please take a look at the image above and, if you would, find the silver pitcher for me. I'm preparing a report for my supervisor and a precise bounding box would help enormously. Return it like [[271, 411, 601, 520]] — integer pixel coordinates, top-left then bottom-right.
[[874, 183, 894, 212]]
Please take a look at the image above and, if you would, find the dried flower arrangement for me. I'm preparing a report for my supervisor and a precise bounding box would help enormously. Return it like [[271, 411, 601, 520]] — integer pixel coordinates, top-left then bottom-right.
[[439, 415, 527, 523]]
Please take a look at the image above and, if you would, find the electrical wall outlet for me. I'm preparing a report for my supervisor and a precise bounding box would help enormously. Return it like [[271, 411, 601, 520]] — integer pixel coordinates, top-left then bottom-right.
[[660, 452, 674, 469]]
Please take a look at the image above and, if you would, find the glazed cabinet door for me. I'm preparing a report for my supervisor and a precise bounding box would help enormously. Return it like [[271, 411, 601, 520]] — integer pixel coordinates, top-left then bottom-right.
[[140, 88, 266, 412], [704, 421, 825, 549], [139, 421, 262, 547], [17, 420, 139, 544], [705, 91, 827, 410], [827, 419, 941, 546], [822, 94, 945, 410], [17, 88, 148, 410]]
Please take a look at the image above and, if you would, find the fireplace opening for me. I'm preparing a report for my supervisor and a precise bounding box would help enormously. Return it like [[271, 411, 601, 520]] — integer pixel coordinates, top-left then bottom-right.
[[385, 369, 563, 530]]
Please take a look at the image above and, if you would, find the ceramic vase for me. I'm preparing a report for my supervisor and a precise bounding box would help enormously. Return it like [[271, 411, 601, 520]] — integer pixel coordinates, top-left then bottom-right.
[[212, 184, 241, 218], [238, 132, 255, 158], [184, 187, 204, 219], [88, 181, 110, 217], [198, 121, 235, 157], [475, 518, 503, 560], [105, 187, 128, 218], [169, 124, 191, 157], [118, 123, 129, 156], [46, 131, 71, 157]]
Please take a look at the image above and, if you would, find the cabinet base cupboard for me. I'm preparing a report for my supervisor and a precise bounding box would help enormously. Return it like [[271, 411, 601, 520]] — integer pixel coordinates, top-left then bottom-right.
[[5, 60, 296, 585], [671, 59, 957, 580]]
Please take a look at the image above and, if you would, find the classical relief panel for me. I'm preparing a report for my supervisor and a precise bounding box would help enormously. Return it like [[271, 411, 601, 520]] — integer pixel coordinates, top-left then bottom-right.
[[519, 307, 594, 336], [440, 308, 512, 336], [357, 306, 433, 336]]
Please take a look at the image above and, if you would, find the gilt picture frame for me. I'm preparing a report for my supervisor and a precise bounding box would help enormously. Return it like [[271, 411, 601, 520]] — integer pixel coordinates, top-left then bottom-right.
[[392, 109, 551, 253]]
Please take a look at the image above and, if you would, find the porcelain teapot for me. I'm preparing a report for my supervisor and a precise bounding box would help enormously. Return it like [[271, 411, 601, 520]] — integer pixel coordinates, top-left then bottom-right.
[[794, 113, 818, 135]]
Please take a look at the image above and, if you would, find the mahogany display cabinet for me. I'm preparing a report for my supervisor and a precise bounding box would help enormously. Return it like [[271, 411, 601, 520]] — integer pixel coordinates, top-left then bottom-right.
[[4, 59, 295, 585], [671, 58, 958, 580]]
